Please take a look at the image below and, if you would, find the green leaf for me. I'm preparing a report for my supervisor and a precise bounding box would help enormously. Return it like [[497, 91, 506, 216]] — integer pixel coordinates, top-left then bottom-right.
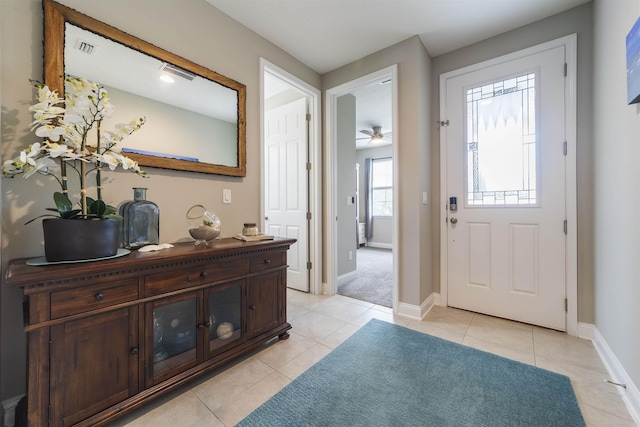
[[24, 213, 59, 225], [88, 199, 107, 217], [103, 205, 119, 216], [53, 192, 73, 215], [60, 209, 82, 219]]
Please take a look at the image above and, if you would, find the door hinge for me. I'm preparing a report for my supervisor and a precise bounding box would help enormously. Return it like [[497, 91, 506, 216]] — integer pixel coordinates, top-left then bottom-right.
[[307, 261, 312, 270], [563, 220, 568, 235], [306, 212, 312, 220], [565, 298, 568, 312], [563, 141, 567, 156], [564, 62, 568, 77], [306, 162, 311, 171], [306, 113, 311, 122]]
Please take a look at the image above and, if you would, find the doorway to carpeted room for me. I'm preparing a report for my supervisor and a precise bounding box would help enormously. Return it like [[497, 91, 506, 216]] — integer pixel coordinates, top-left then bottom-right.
[[337, 247, 392, 307]]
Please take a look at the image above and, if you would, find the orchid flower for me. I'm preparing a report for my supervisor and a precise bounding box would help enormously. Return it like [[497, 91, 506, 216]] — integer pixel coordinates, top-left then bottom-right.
[[2, 76, 147, 220]]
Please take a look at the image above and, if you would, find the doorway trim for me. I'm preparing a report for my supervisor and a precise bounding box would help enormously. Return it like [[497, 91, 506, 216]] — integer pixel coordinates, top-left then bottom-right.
[[325, 64, 399, 310], [438, 34, 578, 335], [260, 58, 322, 295]]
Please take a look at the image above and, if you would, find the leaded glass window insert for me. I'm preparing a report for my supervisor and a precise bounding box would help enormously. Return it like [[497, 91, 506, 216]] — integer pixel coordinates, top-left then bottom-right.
[[466, 73, 537, 206]]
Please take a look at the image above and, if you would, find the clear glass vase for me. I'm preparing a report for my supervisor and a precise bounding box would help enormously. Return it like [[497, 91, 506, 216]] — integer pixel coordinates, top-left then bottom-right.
[[120, 187, 159, 249]]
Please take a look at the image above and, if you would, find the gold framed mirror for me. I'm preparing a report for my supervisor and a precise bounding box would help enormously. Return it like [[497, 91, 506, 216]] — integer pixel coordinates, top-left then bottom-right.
[[43, 0, 246, 176]]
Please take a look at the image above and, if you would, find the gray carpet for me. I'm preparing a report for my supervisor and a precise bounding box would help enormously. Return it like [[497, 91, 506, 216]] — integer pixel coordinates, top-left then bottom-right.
[[237, 319, 585, 427], [337, 247, 392, 307]]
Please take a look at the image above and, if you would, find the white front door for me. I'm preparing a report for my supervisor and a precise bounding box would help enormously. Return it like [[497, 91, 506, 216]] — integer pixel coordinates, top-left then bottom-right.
[[444, 45, 567, 330], [265, 97, 309, 292]]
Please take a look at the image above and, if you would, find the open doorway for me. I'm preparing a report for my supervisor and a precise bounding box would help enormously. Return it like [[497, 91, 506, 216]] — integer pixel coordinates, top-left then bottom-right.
[[326, 66, 398, 310], [261, 59, 322, 294]]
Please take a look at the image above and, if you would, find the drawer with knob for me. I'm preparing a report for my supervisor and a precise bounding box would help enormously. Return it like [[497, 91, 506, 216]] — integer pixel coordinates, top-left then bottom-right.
[[187, 257, 247, 283], [145, 257, 247, 296], [249, 251, 286, 273], [50, 278, 139, 319]]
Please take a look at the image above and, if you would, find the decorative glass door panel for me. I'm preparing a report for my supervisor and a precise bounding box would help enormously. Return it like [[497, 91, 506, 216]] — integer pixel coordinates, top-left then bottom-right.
[[148, 292, 201, 385], [206, 280, 244, 357], [466, 73, 538, 206]]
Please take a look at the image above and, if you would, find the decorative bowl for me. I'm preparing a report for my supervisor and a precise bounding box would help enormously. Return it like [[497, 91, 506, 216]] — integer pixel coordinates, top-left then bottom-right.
[[186, 204, 221, 245]]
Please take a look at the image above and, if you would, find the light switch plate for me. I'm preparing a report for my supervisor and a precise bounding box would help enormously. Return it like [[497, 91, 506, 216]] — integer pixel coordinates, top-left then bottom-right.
[[223, 189, 231, 204]]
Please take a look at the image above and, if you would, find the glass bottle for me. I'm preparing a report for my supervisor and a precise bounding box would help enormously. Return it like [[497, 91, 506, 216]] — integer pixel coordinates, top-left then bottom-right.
[[121, 187, 159, 249]]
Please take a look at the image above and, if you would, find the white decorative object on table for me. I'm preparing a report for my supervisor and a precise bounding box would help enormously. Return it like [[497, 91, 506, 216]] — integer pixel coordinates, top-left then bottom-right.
[[138, 243, 174, 253], [216, 322, 233, 339]]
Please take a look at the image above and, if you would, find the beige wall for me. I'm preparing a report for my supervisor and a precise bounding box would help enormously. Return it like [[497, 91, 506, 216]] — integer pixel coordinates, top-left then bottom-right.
[[336, 94, 357, 276], [593, 0, 640, 393], [323, 36, 433, 306], [0, 0, 320, 401], [430, 3, 595, 323]]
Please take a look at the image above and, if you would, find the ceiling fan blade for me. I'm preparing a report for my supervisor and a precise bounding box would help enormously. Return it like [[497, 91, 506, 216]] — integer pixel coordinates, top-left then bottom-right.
[[359, 129, 374, 136]]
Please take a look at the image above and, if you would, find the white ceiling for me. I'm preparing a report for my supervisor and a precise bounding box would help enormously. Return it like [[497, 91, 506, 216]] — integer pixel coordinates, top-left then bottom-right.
[[210, 0, 589, 150], [206, 0, 590, 74]]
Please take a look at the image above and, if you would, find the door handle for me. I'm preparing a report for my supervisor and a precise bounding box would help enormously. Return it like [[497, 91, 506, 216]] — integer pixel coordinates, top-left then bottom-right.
[[450, 217, 458, 224]]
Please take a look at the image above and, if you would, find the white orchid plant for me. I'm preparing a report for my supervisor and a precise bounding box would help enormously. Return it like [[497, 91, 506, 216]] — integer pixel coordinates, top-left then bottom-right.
[[3, 76, 147, 223]]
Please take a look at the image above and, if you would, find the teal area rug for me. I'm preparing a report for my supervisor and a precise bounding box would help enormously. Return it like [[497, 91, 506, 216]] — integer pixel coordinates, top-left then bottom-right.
[[237, 319, 585, 427]]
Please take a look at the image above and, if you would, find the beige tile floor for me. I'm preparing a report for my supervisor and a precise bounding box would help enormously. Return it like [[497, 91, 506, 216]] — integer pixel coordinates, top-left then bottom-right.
[[109, 290, 637, 427]]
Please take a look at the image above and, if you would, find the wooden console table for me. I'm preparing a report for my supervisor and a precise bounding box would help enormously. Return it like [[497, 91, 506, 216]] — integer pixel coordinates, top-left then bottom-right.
[[6, 237, 295, 426]]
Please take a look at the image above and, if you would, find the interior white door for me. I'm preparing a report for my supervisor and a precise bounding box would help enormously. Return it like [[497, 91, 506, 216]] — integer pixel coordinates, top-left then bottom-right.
[[445, 46, 567, 330], [265, 97, 309, 292]]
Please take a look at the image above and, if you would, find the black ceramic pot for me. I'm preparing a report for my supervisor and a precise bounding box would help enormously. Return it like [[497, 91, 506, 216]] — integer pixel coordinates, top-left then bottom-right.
[[42, 218, 121, 262]]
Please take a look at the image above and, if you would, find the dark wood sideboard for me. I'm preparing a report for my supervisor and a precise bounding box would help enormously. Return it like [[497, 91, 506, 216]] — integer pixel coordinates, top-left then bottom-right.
[[5, 237, 296, 427]]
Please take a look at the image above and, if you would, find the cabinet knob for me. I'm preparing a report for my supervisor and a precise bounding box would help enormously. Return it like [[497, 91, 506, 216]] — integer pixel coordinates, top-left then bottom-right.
[[197, 321, 211, 329], [250, 305, 256, 311], [130, 347, 139, 355], [264, 259, 271, 264], [200, 272, 208, 279], [95, 292, 104, 301]]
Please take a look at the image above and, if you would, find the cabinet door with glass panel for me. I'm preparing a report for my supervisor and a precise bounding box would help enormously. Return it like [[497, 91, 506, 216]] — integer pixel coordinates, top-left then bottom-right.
[[145, 280, 245, 386], [205, 280, 244, 358], [146, 292, 203, 387]]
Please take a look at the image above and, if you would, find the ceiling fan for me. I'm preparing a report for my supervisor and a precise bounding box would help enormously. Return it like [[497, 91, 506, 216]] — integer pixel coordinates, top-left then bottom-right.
[[357, 126, 392, 143]]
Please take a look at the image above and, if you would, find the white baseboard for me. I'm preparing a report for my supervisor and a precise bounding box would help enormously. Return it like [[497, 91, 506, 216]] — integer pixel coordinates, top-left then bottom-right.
[[577, 322, 595, 340], [366, 242, 392, 250], [396, 292, 437, 319], [591, 326, 640, 425], [2, 394, 24, 427], [336, 270, 358, 286]]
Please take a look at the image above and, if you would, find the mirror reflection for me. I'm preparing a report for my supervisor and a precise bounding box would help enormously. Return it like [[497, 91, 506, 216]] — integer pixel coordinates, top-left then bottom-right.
[[65, 24, 238, 167], [44, 0, 247, 176]]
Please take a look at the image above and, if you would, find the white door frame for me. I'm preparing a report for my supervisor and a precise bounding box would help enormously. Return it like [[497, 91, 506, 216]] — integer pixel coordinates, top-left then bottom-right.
[[260, 58, 322, 294], [325, 65, 399, 310], [439, 35, 578, 335]]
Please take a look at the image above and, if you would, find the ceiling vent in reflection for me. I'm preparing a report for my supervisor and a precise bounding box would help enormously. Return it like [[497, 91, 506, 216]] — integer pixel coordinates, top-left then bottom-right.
[[73, 39, 97, 55], [160, 62, 196, 81]]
